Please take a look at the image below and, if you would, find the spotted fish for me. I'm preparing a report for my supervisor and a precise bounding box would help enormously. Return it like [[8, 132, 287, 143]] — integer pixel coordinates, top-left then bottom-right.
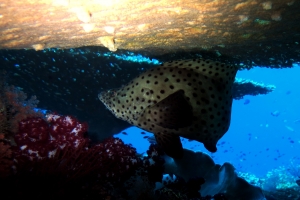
[[99, 59, 238, 158]]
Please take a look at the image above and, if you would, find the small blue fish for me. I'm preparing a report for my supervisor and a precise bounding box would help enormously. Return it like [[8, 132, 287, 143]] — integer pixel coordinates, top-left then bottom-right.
[[285, 126, 294, 132], [243, 99, 250, 105], [271, 110, 280, 117], [294, 119, 300, 124], [147, 135, 157, 144]]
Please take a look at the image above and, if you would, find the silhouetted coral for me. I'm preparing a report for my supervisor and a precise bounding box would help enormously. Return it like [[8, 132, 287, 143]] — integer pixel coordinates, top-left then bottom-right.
[[156, 177, 204, 199], [119, 144, 166, 199], [0, 133, 13, 177], [201, 193, 228, 200], [143, 144, 165, 182]]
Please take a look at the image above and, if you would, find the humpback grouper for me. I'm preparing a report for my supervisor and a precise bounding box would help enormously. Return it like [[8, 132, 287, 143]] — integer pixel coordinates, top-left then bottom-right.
[[99, 59, 238, 158]]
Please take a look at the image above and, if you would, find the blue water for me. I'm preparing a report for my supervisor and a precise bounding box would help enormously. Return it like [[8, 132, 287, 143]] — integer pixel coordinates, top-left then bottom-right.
[[115, 65, 300, 178]]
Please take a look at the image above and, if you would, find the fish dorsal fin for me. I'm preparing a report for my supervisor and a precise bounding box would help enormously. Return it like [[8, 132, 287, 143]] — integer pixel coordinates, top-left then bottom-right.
[[154, 132, 183, 159], [145, 90, 193, 129], [162, 59, 237, 84]]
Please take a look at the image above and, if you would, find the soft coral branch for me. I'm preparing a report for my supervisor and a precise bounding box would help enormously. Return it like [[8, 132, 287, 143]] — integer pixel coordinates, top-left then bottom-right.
[[0, 80, 42, 142]]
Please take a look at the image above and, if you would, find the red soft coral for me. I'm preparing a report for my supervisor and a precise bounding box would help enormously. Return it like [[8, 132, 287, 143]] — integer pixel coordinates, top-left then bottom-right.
[[14, 114, 89, 161], [13, 114, 140, 181], [95, 137, 141, 179]]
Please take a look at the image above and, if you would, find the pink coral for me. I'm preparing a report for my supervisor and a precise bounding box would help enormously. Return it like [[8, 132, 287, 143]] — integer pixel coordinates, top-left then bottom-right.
[[13, 114, 140, 181], [47, 114, 89, 146], [14, 114, 89, 161]]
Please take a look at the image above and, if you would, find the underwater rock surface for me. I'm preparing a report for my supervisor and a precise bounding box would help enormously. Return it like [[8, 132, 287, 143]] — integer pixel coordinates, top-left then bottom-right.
[[0, 0, 300, 68]]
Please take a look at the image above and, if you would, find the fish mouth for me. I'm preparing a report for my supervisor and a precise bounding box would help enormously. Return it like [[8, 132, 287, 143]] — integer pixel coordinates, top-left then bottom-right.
[[98, 91, 112, 111], [98, 89, 118, 102], [98, 92, 105, 101]]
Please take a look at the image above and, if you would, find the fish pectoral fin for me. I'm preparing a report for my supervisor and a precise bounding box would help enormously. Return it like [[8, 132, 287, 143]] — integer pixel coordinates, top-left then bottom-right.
[[147, 90, 193, 129], [204, 142, 217, 153], [154, 132, 183, 159]]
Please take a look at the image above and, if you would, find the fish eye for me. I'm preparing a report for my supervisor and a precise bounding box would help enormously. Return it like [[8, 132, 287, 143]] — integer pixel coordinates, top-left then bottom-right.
[[108, 90, 117, 98]]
